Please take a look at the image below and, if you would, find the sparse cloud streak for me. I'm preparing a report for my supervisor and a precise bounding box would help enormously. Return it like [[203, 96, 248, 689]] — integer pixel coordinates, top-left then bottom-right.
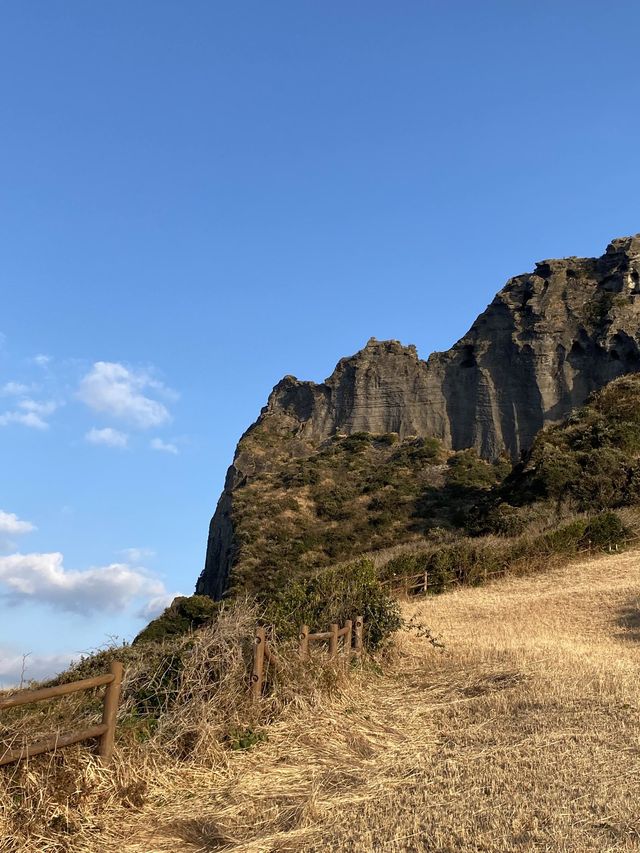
[[1, 381, 31, 396], [85, 426, 129, 448], [0, 398, 58, 430], [119, 547, 155, 563], [150, 437, 178, 455]]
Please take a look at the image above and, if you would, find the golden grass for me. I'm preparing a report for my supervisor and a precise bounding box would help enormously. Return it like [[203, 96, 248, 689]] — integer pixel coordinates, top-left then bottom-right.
[[3, 551, 640, 851]]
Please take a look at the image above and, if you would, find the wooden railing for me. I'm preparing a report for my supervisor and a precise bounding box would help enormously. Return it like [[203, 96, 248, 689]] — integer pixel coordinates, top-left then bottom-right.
[[0, 661, 123, 767], [379, 534, 640, 597], [380, 571, 429, 595], [298, 616, 363, 661], [251, 617, 363, 702]]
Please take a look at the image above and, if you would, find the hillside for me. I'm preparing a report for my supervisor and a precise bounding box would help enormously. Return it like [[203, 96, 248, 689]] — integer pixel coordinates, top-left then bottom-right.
[[4, 549, 638, 851], [500, 372, 640, 515], [195, 371, 640, 603], [167, 553, 640, 851], [200, 423, 508, 600], [199, 234, 640, 600]]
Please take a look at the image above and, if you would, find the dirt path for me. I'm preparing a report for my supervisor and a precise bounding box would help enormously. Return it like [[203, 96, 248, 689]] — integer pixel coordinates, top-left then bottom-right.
[[125, 552, 640, 852]]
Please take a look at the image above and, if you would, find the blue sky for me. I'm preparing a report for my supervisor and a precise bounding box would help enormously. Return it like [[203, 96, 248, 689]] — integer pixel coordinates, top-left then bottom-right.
[[2, 0, 640, 684]]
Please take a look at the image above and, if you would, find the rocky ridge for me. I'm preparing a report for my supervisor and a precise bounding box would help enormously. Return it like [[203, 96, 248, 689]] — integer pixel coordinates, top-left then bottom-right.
[[197, 234, 640, 598]]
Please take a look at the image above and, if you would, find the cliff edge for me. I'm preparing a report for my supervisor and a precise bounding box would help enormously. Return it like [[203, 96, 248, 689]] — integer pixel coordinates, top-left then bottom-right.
[[197, 234, 640, 598]]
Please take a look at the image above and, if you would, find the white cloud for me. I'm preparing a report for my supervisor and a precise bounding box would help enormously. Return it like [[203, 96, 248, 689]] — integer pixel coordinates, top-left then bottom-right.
[[0, 398, 58, 430], [0, 552, 171, 616], [136, 592, 176, 620], [18, 399, 57, 415], [78, 362, 174, 429], [0, 511, 36, 536], [85, 426, 129, 448], [0, 410, 48, 429], [150, 437, 178, 455], [119, 547, 155, 563], [32, 354, 52, 368], [0, 648, 75, 689], [1, 381, 31, 396]]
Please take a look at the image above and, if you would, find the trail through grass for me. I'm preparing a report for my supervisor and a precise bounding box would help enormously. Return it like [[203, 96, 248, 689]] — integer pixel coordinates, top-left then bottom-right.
[[119, 551, 640, 852]]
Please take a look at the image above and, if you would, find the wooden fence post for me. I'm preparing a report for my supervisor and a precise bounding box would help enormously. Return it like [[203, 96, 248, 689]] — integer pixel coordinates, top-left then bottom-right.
[[299, 624, 310, 660], [329, 623, 339, 659], [354, 616, 364, 659], [344, 620, 353, 658], [251, 626, 266, 702], [424, 571, 428, 595], [99, 660, 123, 763]]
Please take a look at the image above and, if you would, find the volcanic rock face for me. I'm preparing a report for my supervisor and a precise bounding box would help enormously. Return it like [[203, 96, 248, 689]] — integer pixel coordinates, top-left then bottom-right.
[[197, 235, 640, 598]]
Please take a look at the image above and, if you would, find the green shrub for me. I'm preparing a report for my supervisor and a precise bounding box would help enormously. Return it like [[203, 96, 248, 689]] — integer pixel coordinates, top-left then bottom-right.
[[504, 374, 640, 514], [583, 511, 629, 549], [313, 484, 357, 520], [378, 552, 420, 583], [47, 640, 190, 719], [378, 432, 399, 446], [226, 726, 267, 750], [535, 519, 588, 555], [391, 437, 443, 465], [264, 558, 401, 651], [532, 445, 583, 500], [134, 595, 220, 645], [446, 449, 502, 490], [482, 502, 527, 537], [341, 432, 372, 453], [584, 290, 614, 327], [376, 510, 631, 597]]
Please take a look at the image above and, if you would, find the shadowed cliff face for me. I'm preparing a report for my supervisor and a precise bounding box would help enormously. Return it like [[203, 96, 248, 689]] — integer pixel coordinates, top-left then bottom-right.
[[197, 235, 640, 599]]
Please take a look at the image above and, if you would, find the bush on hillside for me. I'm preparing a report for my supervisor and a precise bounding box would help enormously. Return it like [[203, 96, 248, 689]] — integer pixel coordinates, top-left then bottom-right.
[[504, 374, 640, 513], [446, 449, 502, 491], [377, 511, 631, 595], [481, 502, 527, 537], [264, 558, 401, 651], [582, 511, 628, 548], [134, 595, 220, 645]]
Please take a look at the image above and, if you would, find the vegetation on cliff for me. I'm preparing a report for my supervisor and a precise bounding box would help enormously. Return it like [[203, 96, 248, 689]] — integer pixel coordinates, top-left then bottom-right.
[[199, 373, 638, 603], [500, 373, 640, 513], [226, 424, 507, 597]]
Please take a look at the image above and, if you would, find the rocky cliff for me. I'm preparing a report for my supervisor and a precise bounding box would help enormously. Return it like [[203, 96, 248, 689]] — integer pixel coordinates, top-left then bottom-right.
[[197, 234, 640, 599]]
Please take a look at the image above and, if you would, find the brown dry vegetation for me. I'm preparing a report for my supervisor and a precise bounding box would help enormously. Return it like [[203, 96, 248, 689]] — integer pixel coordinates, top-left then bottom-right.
[[3, 549, 640, 852], [226, 425, 506, 596]]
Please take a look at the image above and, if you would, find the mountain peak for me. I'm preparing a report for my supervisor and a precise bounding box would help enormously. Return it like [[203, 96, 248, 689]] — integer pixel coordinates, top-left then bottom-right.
[[198, 233, 640, 598]]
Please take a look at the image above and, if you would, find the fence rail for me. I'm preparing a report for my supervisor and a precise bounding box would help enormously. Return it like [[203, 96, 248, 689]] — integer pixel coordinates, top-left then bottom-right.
[[0, 661, 123, 767], [379, 534, 640, 597], [251, 617, 364, 702]]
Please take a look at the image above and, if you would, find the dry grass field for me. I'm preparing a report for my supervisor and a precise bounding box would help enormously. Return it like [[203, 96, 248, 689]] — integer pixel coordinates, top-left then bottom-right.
[[3, 550, 639, 852], [120, 550, 640, 852]]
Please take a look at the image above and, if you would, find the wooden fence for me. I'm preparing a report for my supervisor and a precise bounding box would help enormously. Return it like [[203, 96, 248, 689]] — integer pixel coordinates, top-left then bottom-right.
[[0, 661, 123, 767], [379, 534, 640, 597], [251, 617, 363, 702], [380, 571, 429, 595]]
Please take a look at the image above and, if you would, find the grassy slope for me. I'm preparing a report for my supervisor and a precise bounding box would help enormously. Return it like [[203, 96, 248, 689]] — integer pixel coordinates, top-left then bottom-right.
[[3, 547, 638, 851], [229, 424, 507, 597], [116, 550, 640, 851], [226, 373, 640, 600]]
